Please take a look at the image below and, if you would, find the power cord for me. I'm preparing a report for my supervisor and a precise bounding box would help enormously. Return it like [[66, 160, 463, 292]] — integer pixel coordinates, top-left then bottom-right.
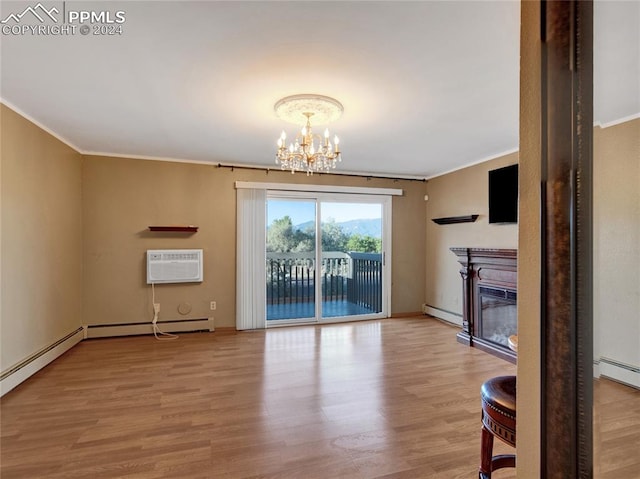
[[151, 282, 178, 341]]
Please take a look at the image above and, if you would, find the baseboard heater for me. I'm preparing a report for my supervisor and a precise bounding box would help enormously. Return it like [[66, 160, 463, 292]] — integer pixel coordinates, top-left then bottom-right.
[[0, 327, 84, 397], [86, 318, 214, 338], [595, 357, 640, 389], [422, 304, 463, 326]]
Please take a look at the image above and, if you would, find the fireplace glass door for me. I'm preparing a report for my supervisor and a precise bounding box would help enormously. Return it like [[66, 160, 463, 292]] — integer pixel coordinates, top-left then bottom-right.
[[478, 286, 517, 348]]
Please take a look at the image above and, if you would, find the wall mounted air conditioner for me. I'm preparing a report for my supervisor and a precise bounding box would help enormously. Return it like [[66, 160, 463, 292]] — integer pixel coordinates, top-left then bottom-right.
[[147, 249, 203, 284]]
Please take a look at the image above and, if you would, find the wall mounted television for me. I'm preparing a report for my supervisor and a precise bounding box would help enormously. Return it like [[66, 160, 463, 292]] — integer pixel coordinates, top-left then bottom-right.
[[488, 164, 518, 224]]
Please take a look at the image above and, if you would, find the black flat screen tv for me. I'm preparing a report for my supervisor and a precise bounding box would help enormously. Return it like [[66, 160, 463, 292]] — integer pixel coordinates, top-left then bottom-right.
[[489, 164, 518, 224]]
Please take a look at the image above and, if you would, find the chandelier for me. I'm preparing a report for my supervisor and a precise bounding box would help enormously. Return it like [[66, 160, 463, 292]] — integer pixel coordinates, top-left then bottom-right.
[[274, 94, 343, 175]]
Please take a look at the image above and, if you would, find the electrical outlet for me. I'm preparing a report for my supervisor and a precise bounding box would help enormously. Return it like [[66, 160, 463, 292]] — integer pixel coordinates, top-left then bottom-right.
[[153, 303, 160, 313], [210, 301, 216, 311]]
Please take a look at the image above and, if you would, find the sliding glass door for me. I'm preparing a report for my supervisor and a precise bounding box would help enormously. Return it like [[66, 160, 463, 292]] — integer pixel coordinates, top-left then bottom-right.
[[266, 192, 389, 325], [266, 198, 317, 322], [320, 201, 383, 319]]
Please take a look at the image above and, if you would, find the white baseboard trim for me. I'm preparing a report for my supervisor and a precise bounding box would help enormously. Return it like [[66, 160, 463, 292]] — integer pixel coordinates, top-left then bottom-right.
[[422, 304, 463, 327], [598, 357, 640, 389], [86, 318, 214, 338], [0, 327, 84, 397]]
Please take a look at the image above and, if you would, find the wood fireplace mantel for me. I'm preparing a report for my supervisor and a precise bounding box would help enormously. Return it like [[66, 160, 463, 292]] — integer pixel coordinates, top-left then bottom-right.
[[450, 247, 517, 363]]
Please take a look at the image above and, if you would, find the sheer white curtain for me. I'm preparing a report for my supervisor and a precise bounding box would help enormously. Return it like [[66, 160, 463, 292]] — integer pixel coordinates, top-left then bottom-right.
[[236, 188, 266, 330]]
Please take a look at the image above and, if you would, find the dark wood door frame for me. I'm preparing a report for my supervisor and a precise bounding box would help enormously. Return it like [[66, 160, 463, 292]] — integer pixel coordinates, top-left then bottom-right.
[[538, 1, 593, 476]]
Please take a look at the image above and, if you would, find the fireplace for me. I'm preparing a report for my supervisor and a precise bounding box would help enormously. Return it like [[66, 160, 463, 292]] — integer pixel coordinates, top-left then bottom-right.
[[478, 286, 517, 348], [451, 248, 517, 363]]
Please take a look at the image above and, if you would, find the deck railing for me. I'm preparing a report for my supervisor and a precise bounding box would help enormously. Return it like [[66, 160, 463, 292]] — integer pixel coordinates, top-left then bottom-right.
[[347, 252, 383, 312], [266, 251, 382, 312]]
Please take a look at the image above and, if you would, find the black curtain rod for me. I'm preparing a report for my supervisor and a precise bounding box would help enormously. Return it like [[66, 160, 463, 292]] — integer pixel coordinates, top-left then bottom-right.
[[214, 163, 427, 183]]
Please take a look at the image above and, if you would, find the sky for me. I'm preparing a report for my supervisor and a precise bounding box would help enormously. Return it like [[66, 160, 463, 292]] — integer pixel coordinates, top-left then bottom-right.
[[267, 200, 382, 226]]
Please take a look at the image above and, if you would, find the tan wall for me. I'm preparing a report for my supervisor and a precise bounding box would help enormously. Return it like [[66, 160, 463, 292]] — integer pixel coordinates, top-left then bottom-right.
[[82, 156, 428, 329], [0, 104, 83, 370], [516, 2, 542, 474], [424, 152, 518, 324], [593, 118, 640, 385]]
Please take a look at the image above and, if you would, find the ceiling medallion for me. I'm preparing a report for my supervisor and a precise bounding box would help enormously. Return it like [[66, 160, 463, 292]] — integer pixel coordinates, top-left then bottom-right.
[[274, 94, 343, 175]]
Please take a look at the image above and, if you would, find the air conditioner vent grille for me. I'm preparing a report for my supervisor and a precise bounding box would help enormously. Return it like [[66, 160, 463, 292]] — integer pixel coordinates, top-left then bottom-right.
[[147, 249, 203, 284]]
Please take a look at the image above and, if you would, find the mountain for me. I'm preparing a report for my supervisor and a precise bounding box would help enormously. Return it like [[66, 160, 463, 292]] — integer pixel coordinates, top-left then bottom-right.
[[294, 220, 315, 232], [294, 219, 381, 238], [338, 219, 382, 238]]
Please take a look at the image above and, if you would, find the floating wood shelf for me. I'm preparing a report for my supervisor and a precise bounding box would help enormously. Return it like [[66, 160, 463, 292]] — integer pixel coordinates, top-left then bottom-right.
[[431, 215, 479, 225], [148, 225, 198, 232]]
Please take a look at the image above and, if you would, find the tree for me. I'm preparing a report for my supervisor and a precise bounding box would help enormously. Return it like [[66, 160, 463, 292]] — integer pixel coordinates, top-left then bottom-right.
[[346, 233, 381, 253], [292, 232, 314, 252], [267, 216, 296, 252], [267, 216, 316, 252], [321, 219, 348, 252], [268, 216, 380, 254]]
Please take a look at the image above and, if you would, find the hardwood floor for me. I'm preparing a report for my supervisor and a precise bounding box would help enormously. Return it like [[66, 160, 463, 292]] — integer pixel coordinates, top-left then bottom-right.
[[0, 317, 637, 478], [594, 375, 640, 478]]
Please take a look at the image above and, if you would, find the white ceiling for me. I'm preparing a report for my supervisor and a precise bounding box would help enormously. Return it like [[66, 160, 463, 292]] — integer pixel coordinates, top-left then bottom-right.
[[1, 1, 638, 178]]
